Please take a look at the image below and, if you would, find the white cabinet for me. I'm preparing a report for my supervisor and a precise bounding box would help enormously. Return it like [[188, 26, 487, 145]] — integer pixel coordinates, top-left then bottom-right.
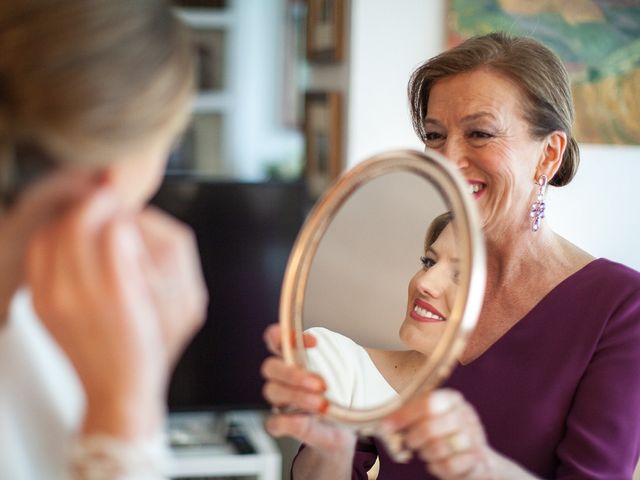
[[168, 410, 281, 480]]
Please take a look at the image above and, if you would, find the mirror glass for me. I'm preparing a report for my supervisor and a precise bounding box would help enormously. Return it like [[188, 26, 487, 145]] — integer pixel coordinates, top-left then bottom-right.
[[303, 171, 456, 410], [280, 149, 485, 426]]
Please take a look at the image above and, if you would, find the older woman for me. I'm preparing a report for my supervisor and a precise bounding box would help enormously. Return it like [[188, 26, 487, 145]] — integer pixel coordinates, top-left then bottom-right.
[[261, 32, 640, 479], [0, 1, 206, 478]]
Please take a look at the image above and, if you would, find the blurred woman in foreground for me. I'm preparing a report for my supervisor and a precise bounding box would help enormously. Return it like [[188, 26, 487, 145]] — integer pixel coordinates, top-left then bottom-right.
[[0, 1, 207, 477]]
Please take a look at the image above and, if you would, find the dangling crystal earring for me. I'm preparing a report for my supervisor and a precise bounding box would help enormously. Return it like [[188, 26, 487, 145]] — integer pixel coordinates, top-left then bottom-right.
[[530, 175, 548, 232]]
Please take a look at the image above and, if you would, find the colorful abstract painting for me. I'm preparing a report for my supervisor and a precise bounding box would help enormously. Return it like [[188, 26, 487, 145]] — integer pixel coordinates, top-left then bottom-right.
[[447, 0, 640, 145]]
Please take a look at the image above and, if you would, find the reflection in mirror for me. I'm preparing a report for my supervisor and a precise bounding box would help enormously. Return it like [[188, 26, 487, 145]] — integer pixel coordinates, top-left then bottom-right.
[[302, 171, 460, 410]]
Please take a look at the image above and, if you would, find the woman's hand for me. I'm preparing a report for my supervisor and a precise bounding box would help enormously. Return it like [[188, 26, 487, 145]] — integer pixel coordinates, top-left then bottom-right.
[[381, 389, 535, 479], [261, 324, 357, 474], [25, 187, 207, 440], [261, 323, 356, 452], [0, 170, 97, 324], [134, 206, 208, 368]]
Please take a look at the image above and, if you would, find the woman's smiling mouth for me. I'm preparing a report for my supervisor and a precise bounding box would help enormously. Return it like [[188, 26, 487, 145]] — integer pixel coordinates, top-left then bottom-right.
[[468, 180, 486, 199], [410, 298, 446, 322]]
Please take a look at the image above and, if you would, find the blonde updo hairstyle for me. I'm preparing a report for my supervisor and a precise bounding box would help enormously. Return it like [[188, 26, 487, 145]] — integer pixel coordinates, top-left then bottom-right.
[[0, 0, 194, 170], [408, 32, 579, 187]]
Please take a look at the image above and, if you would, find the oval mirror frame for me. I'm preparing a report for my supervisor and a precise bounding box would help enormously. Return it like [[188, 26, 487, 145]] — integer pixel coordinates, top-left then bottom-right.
[[280, 149, 486, 426]]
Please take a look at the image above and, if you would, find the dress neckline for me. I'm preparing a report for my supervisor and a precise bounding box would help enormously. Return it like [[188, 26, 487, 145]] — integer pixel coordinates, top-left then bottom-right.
[[458, 258, 605, 366]]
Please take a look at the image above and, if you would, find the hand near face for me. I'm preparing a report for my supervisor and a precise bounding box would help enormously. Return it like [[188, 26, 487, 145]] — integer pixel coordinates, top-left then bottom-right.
[[134, 206, 208, 369], [261, 324, 357, 454], [0, 170, 98, 323], [25, 187, 207, 439], [381, 389, 532, 479]]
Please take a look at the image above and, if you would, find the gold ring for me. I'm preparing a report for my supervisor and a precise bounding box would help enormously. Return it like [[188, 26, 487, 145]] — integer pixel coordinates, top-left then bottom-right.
[[445, 432, 471, 453]]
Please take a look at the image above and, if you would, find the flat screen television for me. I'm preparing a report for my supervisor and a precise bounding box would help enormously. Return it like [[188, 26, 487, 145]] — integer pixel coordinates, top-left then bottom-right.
[[150, 177, 309, 411]]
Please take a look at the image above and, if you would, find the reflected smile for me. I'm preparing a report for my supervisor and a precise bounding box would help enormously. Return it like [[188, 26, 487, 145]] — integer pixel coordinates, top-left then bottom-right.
[[410, 299, 446, 323], [467, 181, 486, 199]]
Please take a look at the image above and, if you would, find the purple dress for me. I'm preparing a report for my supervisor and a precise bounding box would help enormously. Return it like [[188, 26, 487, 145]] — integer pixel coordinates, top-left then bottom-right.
[[352, 258, 640, 479]]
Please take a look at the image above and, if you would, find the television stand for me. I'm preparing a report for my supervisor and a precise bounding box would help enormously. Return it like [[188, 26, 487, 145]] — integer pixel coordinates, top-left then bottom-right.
[[167, 410, 281, 480]]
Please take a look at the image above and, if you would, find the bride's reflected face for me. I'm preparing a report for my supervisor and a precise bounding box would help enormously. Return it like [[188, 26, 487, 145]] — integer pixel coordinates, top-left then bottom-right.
[[399, 221, 459, 355]]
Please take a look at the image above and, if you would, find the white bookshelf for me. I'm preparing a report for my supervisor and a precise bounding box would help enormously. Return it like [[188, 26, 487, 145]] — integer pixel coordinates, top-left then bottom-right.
[[171, 2, 235, 175]]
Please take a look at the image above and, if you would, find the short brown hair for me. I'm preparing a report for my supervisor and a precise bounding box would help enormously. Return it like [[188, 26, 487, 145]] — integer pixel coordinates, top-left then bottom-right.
[[408, 32, 579, 187], [0, 0, 194, 167]]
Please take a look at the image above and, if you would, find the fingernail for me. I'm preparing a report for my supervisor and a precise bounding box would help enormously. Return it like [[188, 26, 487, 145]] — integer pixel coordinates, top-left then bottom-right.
[[303, 333, 318, 348], [318, 398, 329, 414], [429, 391, 450, 415], [318, 377, 327, 392]]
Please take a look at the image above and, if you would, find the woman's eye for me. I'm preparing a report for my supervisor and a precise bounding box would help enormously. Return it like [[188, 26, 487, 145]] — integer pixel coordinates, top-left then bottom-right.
[[468, 130, 493, 139], [420, 256, 436, 269], [424, 132, 445, 144]]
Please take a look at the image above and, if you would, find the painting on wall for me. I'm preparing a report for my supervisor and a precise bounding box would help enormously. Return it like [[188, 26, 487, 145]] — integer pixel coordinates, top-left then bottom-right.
[[447, 0, 640, 145]]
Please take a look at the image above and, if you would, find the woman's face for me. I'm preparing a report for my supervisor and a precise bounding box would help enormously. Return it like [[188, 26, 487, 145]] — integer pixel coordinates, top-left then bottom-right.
[[107, 134, 177, 209], [105, 106, 190, 210], [399, 223, 459, 355], [425, 69, 546, 235]]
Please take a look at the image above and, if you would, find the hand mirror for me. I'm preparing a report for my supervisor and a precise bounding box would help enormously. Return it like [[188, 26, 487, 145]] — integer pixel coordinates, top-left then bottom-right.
[[279, 149, 485, 458]]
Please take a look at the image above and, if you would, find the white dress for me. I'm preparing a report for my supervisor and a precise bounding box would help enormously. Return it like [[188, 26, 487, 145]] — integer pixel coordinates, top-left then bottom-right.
[[304, 327, 397, 409], [0, 290, 84, 480]]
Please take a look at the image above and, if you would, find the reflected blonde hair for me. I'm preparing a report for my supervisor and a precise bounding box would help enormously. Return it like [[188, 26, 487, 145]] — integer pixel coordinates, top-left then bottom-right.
[[0, 0, 194, 166]]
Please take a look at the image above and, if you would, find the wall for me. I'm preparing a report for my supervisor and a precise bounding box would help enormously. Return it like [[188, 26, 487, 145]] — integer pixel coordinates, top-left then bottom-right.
[[346, 0, 640, 270], [548, 145, 640, 269], [347, 0, 440, 164]]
